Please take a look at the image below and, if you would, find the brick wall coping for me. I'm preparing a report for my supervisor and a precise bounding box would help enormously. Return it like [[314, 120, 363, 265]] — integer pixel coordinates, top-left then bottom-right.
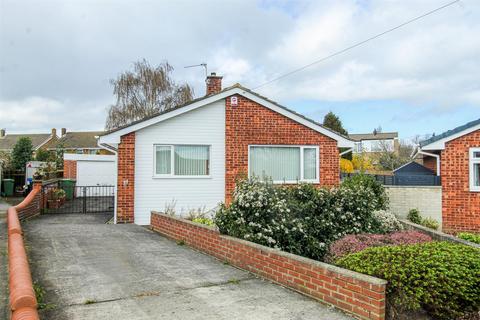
[[384, 185, 441, 190], [400, 219, 480, 249], [152, 211, 387, 286], [8, 185, 40, 320]]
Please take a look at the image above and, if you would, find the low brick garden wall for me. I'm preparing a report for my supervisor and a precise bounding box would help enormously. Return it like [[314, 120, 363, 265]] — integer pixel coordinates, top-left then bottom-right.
[[151, 212, 387, 320], [15, 183, 42, 220], [400, 219, 480, 249], [8, 184, 41, 320]]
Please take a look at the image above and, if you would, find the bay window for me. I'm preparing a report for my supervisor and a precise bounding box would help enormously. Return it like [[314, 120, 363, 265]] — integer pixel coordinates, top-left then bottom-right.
[[154, 145, 210, 177], [249, 145, 319, 183], [470, 148, 480, 192]]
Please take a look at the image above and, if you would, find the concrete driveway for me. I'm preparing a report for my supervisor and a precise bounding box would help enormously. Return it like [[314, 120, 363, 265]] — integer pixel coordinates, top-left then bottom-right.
[[23, 214, 352, 320]]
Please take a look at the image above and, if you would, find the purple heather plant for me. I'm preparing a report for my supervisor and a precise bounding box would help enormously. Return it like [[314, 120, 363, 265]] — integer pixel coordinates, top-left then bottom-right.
[[327, 231, 432, 262]]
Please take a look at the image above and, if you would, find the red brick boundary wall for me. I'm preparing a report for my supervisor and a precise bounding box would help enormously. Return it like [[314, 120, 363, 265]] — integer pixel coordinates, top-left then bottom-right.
[[63, 159, 77, 179], [117, 132, 135, 223], [151, 212, 387, 320], [15, 182, 42, 220], [7, 186, 40, 320]]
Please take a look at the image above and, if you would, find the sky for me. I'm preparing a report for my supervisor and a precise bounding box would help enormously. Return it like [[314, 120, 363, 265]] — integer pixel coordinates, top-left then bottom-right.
[[0, 0, 479, 142]]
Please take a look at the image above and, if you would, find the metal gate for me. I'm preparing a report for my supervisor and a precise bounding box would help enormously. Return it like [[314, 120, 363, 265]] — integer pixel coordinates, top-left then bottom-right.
[[42, 183, 114, 214]]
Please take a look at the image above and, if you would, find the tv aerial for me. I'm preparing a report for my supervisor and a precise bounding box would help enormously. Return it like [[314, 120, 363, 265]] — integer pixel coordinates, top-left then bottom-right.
[[184, 63, 207, 77]]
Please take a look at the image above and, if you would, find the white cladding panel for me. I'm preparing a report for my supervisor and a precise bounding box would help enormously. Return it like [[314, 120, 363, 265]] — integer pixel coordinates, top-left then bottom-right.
[[134, 100, 225, 225]]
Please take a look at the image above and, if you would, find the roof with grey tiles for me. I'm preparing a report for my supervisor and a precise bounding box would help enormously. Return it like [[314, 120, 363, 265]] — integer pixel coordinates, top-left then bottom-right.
[[348, 132, 398, 141], [0, 133, 53, 151], [52, 131, 104, 149], [420, 118, 480, 147]]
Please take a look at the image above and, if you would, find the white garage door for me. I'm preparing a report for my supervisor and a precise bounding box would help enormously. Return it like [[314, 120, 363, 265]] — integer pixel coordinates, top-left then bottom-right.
[[76, 161, 116, 186]]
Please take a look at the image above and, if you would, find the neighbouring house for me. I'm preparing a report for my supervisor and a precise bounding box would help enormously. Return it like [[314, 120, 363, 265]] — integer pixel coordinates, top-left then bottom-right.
[[99, 73, 353, 225], [415, 118, 480, 233], [349, 131, 399, 155], [0, 128, 58, 155], [51, 128, 113, 155]]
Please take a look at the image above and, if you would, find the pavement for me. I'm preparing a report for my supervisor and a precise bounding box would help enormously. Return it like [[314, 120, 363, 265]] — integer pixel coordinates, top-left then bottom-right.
[[0, 198, 11, 320], [21, 213, 353, 320]]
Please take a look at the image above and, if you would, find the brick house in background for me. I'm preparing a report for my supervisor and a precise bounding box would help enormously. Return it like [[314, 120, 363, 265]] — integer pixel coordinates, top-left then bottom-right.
[[0, 128, 58, 155], [99, 73, 353, 224], [50, 128, 113, 155], [417, 118, 480, 233]]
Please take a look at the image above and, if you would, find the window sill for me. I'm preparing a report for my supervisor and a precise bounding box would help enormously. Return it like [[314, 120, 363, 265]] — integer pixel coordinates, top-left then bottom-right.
[[271, 180, 319, 184], [152, 175, 212, 179]]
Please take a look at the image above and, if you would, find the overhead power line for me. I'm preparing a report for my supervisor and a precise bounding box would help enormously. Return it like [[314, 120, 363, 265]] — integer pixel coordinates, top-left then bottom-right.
[[253, 0, 461, 90]]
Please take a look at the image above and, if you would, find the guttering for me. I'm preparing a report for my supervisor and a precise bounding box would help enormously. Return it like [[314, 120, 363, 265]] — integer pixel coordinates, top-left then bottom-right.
[[413, 148, 440, 176], [339, 148, 353, 156], [97, 138, 118, 224]]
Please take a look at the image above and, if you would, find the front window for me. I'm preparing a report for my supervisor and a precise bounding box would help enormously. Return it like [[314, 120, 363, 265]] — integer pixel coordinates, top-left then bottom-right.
[[470, 148, 480, 192], [154, 145, 210, 177], [249, 145, 318, 183]]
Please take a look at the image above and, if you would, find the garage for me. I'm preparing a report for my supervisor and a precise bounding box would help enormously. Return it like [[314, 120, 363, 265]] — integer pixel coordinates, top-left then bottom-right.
[[76, 159, 116, 186], [64, 154, 116, 186]]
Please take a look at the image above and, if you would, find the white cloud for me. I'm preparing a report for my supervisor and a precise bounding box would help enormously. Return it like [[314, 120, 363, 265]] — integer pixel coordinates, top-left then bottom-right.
[[0, 96, 110, 133], [1, 0, 479, 133], [261, 0, 480, 107]]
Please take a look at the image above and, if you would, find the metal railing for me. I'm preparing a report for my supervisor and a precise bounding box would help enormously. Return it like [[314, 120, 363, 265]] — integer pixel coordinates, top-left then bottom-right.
[[340, 173, 441, 186], [42, 183, 114, 214]]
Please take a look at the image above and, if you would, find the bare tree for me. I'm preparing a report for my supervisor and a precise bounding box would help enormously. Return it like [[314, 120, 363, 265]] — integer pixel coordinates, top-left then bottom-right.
[[105, 60, 194, 130], [375, 139, 414, 171]]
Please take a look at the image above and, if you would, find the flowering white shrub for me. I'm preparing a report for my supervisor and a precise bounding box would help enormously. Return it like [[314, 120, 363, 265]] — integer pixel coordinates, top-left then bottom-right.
[[215, 175, 388, 260], [372, 210, 403, 233]]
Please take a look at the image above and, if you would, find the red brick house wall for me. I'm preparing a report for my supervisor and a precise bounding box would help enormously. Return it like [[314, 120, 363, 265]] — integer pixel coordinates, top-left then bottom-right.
[[422, 156, 437, 174], [63, 160, 77, 179], [117, 132, 135, 223], [225, 94, 340, 202], [441, 129, 480, 233]]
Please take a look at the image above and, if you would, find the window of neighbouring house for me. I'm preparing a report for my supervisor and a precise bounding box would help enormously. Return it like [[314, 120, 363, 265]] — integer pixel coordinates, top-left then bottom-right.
[[154, 145, 210, 177], [470, 148, 480, 192], [249, 145, 319, 183]]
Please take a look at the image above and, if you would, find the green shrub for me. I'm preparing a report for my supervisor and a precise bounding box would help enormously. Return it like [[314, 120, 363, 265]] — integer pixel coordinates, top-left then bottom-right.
[[421, 217, 439, 230], [215, 176, 387, 260], [337, 242, 480, 320], [407, 209, 422, 224], [341, 174, 389, 211], [458, 232, 480, 244]]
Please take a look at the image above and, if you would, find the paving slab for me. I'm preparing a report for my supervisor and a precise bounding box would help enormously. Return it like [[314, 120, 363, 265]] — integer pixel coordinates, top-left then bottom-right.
[[23, 213, 353, 320]]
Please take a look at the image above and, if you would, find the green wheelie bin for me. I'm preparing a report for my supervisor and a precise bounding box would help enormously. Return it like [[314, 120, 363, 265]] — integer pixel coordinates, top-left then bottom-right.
[[59, 179, 76, 200], [2, 179, 14, 197]]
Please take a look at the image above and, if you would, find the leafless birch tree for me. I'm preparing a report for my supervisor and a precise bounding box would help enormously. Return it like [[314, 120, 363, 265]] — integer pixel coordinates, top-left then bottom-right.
[[105, 60, 194, 130]]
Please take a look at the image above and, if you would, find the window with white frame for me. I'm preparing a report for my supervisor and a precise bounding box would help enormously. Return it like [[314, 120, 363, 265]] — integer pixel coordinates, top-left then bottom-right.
[[249, 145, 319, 183], [154, 145, 210, 177], [470, 148, 480, 191]]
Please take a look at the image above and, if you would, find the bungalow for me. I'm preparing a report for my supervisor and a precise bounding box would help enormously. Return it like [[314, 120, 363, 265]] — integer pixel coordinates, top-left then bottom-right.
[[416, 118, 480, 233], [51, 128, 113, 155], [0, 128, 58, 154], [99, 73, 353, 225]]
